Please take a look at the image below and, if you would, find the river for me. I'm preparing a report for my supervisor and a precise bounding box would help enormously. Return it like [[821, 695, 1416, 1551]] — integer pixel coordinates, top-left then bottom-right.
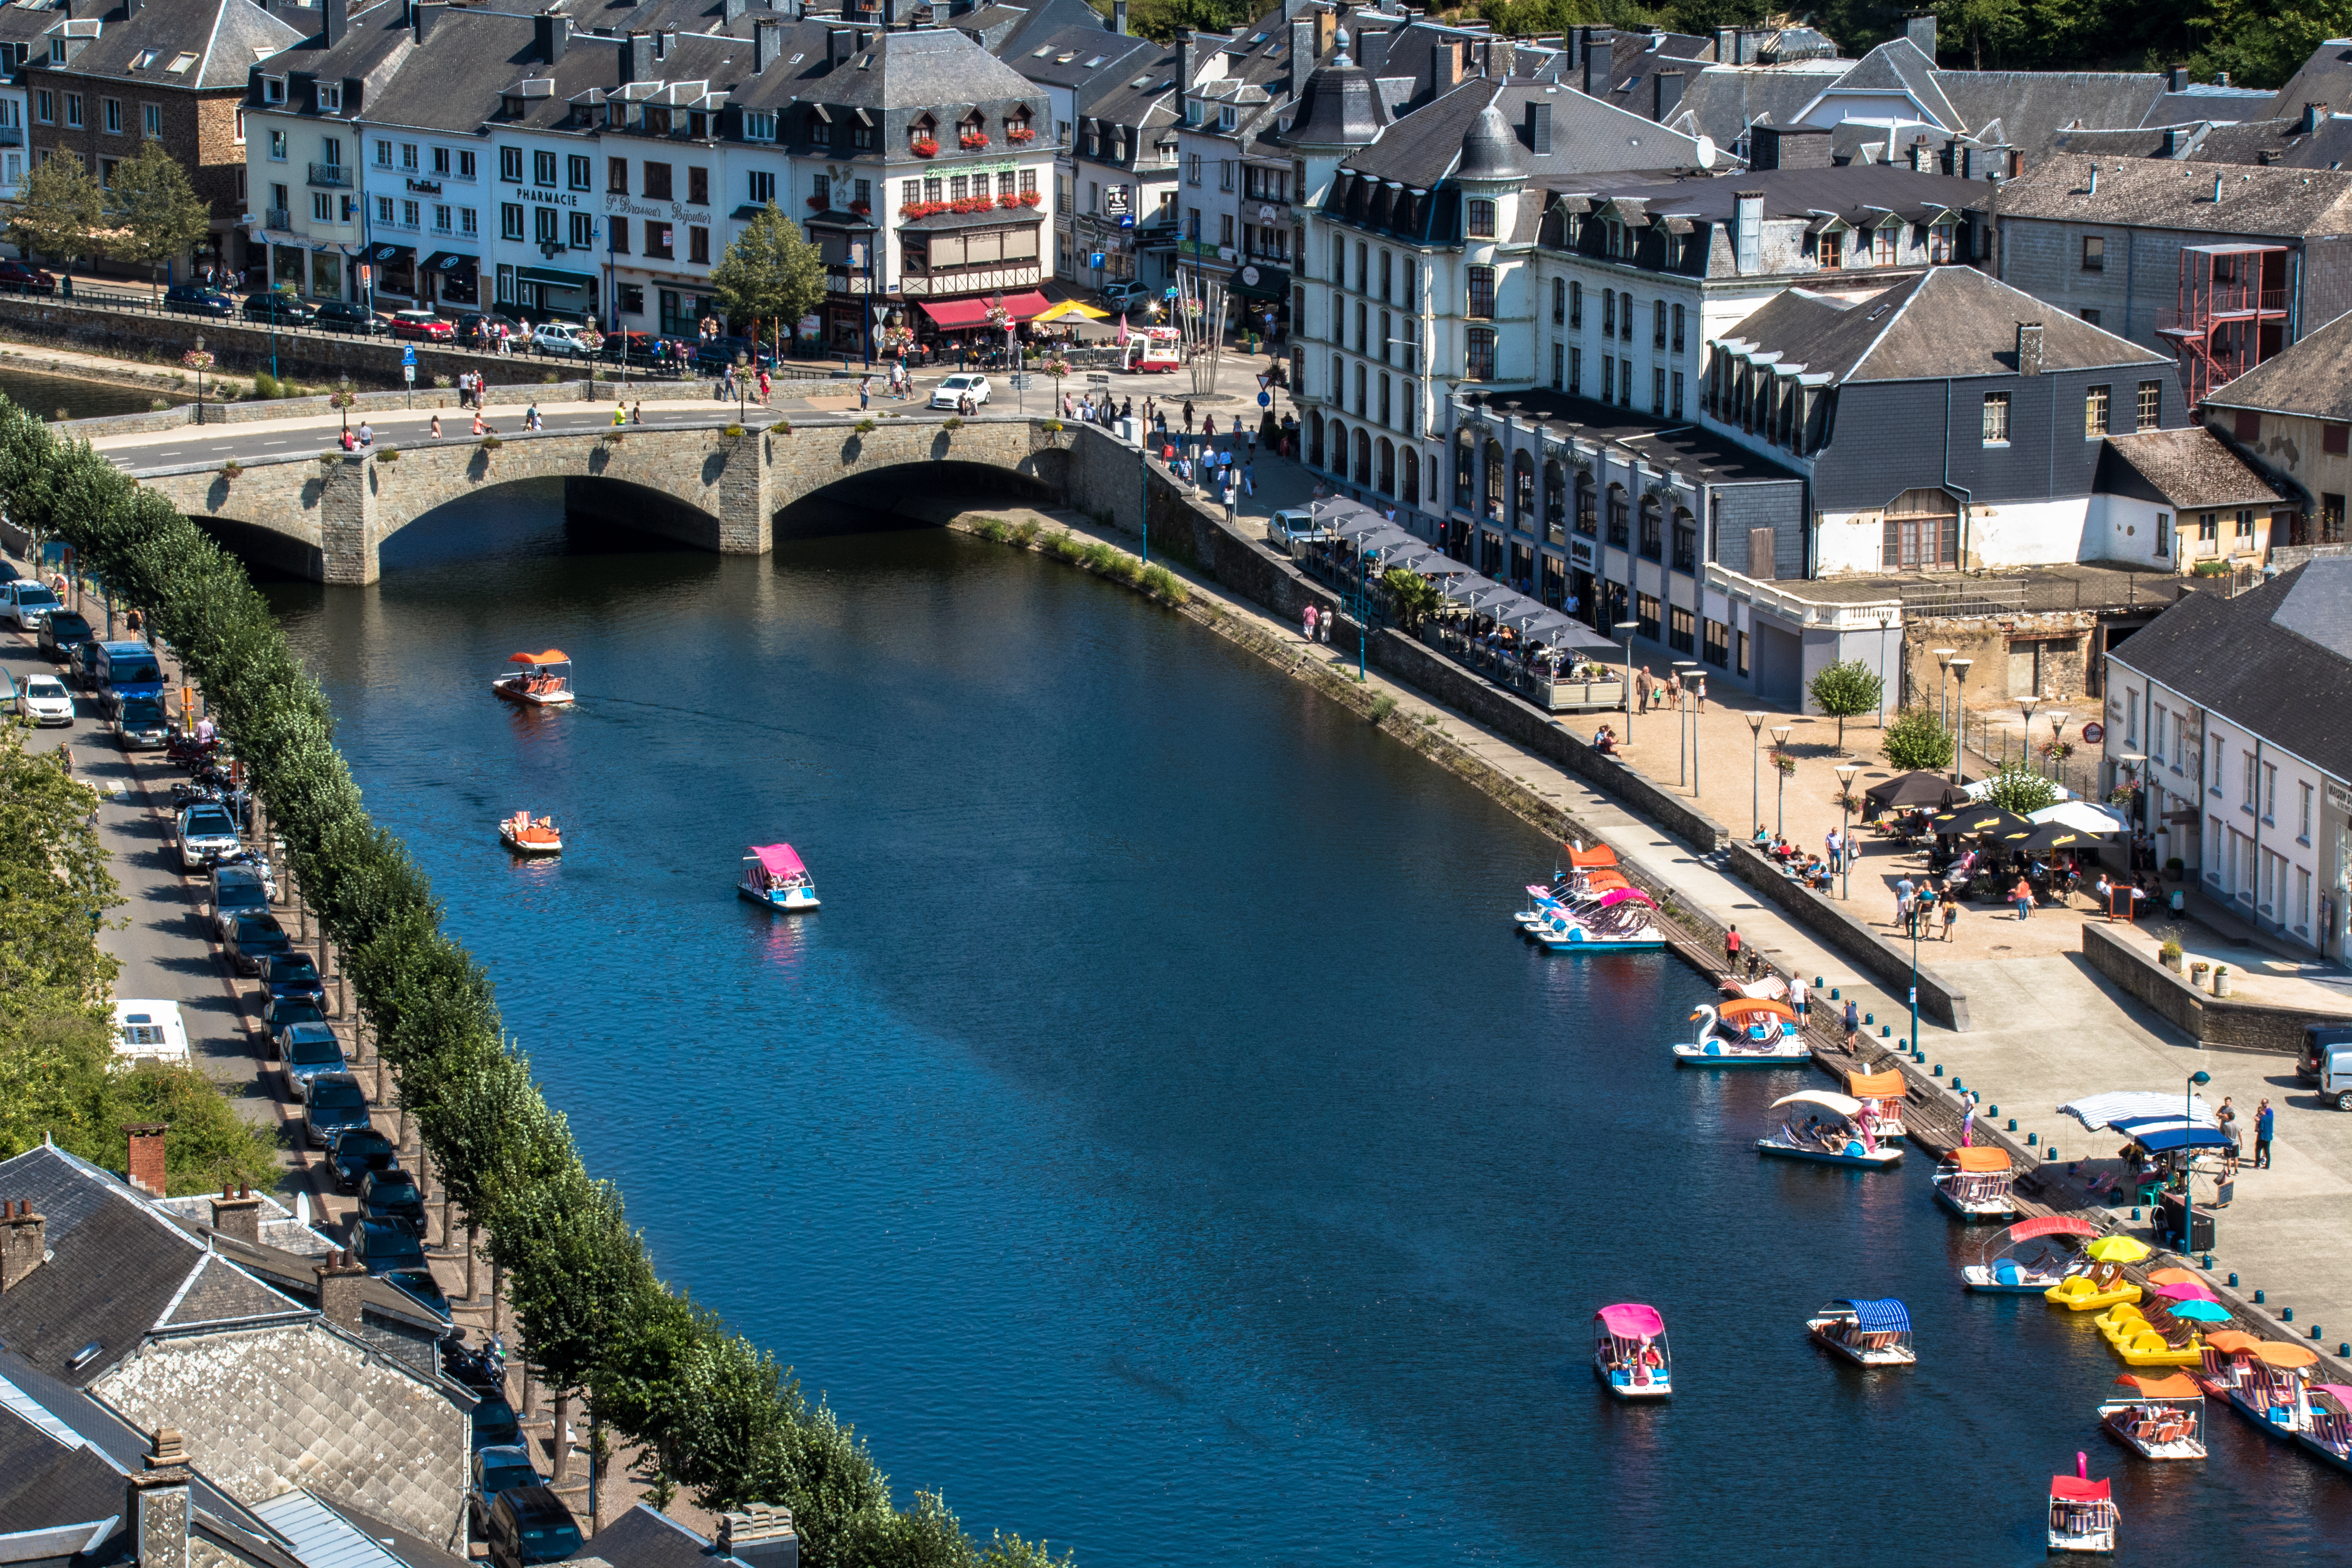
[[0, 363, 186, 421], [260, 480, 2350, 1564]]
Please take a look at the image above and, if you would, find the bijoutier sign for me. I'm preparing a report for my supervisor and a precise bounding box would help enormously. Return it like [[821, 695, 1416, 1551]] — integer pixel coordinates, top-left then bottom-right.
[[605, 194, 714, 223]]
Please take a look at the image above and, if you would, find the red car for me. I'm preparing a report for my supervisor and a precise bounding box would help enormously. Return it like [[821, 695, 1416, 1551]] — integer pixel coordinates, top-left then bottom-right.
[[387, 309, 455, 342], [0, 259, 57, 295]]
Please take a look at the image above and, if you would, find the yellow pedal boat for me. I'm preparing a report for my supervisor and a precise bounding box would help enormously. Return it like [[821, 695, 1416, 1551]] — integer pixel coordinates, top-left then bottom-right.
[[2115, 1328, 2205, 1367], [2048, 1274, 2143, 1312]]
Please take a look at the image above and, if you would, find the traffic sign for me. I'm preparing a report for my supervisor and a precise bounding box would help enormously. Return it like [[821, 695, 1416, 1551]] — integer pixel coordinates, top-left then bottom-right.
[[1086, 372, 1111, 384], [1090, 252, 1106, 269], [403, 364, 416, 384], [401, 346, 417, 365], [1009, 373, 1032, 389], [1258, 391, 1272, 407], [1118, 215, 1134, 229]]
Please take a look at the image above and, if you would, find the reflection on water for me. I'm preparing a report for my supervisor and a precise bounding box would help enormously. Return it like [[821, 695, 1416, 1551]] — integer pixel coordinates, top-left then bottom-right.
[[253, 485, 2351, 1566], [0, 364, 190, 421]]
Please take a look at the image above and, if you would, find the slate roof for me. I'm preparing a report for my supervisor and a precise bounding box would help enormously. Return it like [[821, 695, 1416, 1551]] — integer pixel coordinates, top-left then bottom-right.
[[318, 1499, 471, 1568], [1460, 387, 1803, 487], [2266, 37, 2352, 121], [1579, 28, 1711, 120], [2093, 428, 2280, 509], [584, 1506, 735, 1568], [1002, 22, 1151, 92], [2107, 559, 2352, 777], [1669, 60, 1852, 149], [1997, 154, 2352, 235], [1073, 42, 1179, 134], [1719, 266, 2168, 383], [0, 1397, 123, 1544], [152, 1191, 337, 1259], [1552, 161, 1984, 226], [0, 1154, 216, 1388], [1335, 77, 1703, 188], [2201, 307, 2352, 418], [41, 0, 305, 91]]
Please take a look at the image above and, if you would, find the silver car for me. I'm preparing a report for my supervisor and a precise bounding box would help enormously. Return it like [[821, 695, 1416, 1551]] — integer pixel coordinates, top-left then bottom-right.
[[12, 671, 73, 726], [210, 863, 272, 943], [929, 373, 990, 410], [175, 803, 242, 872], [1, 579, 58, 629]]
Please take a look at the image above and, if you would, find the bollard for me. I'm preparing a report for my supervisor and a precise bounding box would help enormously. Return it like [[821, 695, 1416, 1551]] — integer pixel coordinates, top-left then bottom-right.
[[1932, 1063, 1943, 1076], [2255, 1289, 2266, 1303], [2285, 1308, 2295, 1323], [2229, 1273, 2239, 1288], [2313, 1325, 2323, 1340], [2202, 1253, 2215, 1270], [1882, 1025, 1892, 1038], [2007, 1118, 2018, 1131], [2027, 1132, 2038, 1146], [1951, 1077, 1963, 1090], [1867, 1013, 1876, 1026], [1830, 988, 1841, 1000], [1815, 975, 1825, 989], [2130, 1207, 2140, 1220]]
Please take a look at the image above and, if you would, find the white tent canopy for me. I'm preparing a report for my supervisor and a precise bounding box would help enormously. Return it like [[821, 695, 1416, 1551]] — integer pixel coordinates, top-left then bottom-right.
[[2058, 1093, 2218, 1130]]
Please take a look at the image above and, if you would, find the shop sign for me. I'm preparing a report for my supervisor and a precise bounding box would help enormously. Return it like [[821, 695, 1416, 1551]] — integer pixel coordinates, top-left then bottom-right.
[[2328, 778, 2352, 814], [1570, 539, 1594, 568]]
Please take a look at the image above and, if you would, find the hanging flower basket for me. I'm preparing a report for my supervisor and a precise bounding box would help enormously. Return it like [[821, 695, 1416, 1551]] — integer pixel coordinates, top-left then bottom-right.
[[807, 195, 824, 209], [181, 349, 215, 372], [848, 201, 870, 216], [1039, 357, 1070, 378], [911, 137, 939, 157], [984, 302, 1011, 330], [880, 325, 915, 354]]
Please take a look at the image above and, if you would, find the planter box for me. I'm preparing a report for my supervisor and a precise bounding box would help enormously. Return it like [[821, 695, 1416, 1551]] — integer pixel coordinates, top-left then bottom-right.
[[1530, 677, 1624, 713]]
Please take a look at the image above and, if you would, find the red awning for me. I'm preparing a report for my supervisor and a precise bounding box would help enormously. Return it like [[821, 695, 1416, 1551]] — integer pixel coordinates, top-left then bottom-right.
[[917, 290, 1054, 330]]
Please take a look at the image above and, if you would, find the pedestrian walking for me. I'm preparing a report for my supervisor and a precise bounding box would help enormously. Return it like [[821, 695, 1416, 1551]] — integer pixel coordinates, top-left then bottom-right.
[[1303, 604, 1318, 642], [1894, 876, 1914, 929], [1789, 974, 1808, 1023], [1318, 608, 1332, 644], [1941, 893, 1958, 941], [1724, 924, 1742, 967], [2254, 1099, 2274, 1167], [2216, 1096, 2239, 1151], [2012, 875, 2033, 920], [431, 413, 444, 438], [356, 421, 374, 448], [1825, 826, 1842, 874], [1842, 997, 1860, 1046], [758, 369, 771, 405], [1691, 673, 1706, 713]]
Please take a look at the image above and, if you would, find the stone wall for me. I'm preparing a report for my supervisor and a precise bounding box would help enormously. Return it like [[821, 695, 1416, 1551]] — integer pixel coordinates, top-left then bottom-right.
[[1724, 843, 1973, 1031], [1899, 611, 2098, 710], [2080, 921, 2335, 1054]]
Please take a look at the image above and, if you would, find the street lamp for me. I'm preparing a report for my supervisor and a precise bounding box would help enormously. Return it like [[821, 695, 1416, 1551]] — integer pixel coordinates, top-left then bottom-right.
[[1950, 658, 1974, 785], [1835, 761, 1861, 901], [1932, 647, 1957, 731], [2183, 1069, 2212, 1255], [1771, 723, 1792, 838], [1616, 619, 1640, 742], [1907, 889, 1926, 1060], [2046, 708, 2072, 785], [734, 351, 750, 425], [1746, 710, 1765, 834], [2018, 696, 2040, 778], [1876, 609, 1895, 728], [1675, 659, 1699, 788]]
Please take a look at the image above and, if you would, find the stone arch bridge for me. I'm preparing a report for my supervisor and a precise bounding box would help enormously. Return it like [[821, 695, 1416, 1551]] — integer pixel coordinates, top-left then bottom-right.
[[129, 415, 1107, 583]]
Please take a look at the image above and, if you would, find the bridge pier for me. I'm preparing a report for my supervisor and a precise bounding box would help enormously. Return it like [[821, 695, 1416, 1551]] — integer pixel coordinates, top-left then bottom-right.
[[318, 454, 379, 586]]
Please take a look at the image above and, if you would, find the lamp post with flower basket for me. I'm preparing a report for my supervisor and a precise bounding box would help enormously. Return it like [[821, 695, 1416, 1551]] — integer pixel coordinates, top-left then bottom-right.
[[985, 294, 1013, 377], [1040, 353, 1070, 418], [182, 340, 213, 425]]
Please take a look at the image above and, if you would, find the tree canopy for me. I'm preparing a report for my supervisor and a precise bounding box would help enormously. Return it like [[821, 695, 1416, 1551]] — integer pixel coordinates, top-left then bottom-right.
[[7, 157, 108, 268], [1807, 659, 1883, 753], [1882, 705, 1957, 771], [709, 202, 827, 358], [1980, 760, 2062, 814], [109, 138, 213, 298]]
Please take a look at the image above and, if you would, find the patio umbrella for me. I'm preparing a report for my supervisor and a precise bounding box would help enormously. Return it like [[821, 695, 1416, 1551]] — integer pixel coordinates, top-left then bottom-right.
[[2029, 800, 2131, 834], [1865, 770, 1965, 810], [1930, 804, 2036, 839], [2085, 1235, 2152, 1263], [1440, 575, 1496, 606], [2059, 1093, 2218, 1130], [1033, 299, 1109, 322], [2166, 1299, 2233, 1323], [2019, 820, 2115, 853]]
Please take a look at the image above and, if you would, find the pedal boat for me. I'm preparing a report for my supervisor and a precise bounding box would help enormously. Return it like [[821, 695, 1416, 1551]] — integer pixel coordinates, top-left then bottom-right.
[[1960, 1216, 2099, 1292], [492, 649, 575, 707], [1677, 998, 1808, 1066], [1806, 1297, 1915, 1367], [2047, 1465, 2118, 1554], [1932, 1145, 2019, 1220], [2100, 1373, 2208, 1460], [499, 812, 563, 855], [1592, 1304, 1671, 1400], [1757, 1091, 1902, 1168], [1845, 1067, 1907, 1142], [740, 843, 819, 911], [2047, 1236, 2149, 1311]]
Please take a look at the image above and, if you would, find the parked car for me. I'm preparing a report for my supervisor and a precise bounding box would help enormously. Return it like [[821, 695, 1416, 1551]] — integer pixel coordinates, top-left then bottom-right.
[[690, 333, 776, 374], [264, 995, 327, 1049], [1264, 508, 1328, 551], [468, 1447, 543, 1542], [483, 1485, 578, 1568], [383, 1265, 451, 1319], [92, 639, 164, 716], [210, 863, 271, 942], [313, 300, 388, 335], [529, 323, 589, 357], [455, 311, 524, 348], [0, 260, 57, 295], [279, 1024, 347, 1100], [242, 292, 319, 325], [38, 608, 93, 663], [110, 1000, 191, 1068], [114, 696, 170, 750], [223, 910, 291, 975], [350, 1214, 424, 1274], [389, 309, 455, 342], [302, 1072, 372, 1147], [11, 671, 74, 726], [929, 372, 991, 410], [173, 802, 242, 871], [2, 578, 60, 629], [358, 1166, 428, 1232], [1099, 280, 1147, 308], [328, 1127, 401, 1193], [163, 283, 236, 317], [596, 328, 655, 363], [256, 950, 326, 1006], [2299, 1025, 2352, 1110]]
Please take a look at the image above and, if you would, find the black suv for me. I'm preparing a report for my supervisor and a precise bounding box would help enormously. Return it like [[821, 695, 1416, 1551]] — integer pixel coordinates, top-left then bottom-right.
[[37, 609, 92, 663], [691, 333, 774, 374], [242, 292, 318, 325], [164, 283, 235, 317], [455, 311, 523, 348], [314, 300, 387, 335], [484, 1488, 580, 1568], [327, 1126, 400, 1193]]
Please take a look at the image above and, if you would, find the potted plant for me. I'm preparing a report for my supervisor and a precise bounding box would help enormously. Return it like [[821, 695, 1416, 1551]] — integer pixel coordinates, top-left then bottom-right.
[[2159, 939, 2183, 972], [911, 136, 939, 157], [2189, 959, 2209, 984], [2166, 856, 2185, 882], [2213, 964, 2232, 997]]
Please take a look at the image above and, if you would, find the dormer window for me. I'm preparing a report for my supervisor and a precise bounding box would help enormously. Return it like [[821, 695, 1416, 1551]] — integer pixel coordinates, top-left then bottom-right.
[[1005, 106, 1033, 143], [48, 38, 63, 63], [1219, 104, 1235, 129], [261, 75, 286, 105], [316, 83, 341, 113], [910, 113, 937, 156], [744, 109, 776, 141], [958, 110, 987, 151]]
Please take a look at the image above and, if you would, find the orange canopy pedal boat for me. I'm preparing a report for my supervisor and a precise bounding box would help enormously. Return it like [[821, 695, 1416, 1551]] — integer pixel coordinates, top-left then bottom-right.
[[500, 811, 563, 855], [492, 650, 576, 708]]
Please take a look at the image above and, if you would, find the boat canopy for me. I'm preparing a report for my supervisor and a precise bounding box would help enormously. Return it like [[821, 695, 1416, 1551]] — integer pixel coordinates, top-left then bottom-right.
[[750, 844, 807, 877], [1595, 1303, 1665, 1338], [2110, 1115, 2236, 1152], [2084, 1235, 2151, 1263], [2059, 1092, 2217, 1130], [1829, 1298, 1910, 1333], [1773, 1090, 1862, 1116], [1944, 1146, 2012, 1172], [2002, 1215, 2102, 1243], [2049, 1477, 2112, 1504], [1565, 843, 1617, 867], [1583, 870, 1632, 892], [2312, 1385, 2352, 1415], [2150, 1280, 2219, 1303], [2115, 1372, 2200, 1397], [1592, 887, 1654, 909], [2254, 1341, 2321, 1368], [1723, 998, 1799, 1023], [2203, 1330, 2263, 1355], [507, 649, 570, 665], [2166, 1299, 2232, 1323], [1846, 1069, 1906, 1098], [2146, 1267, 2201, 1285]]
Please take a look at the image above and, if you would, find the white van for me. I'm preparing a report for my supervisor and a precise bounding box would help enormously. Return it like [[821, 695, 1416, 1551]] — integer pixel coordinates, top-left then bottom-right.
[[2299, 1026, 2352, 1111], [111, 1000, 191, 1069]]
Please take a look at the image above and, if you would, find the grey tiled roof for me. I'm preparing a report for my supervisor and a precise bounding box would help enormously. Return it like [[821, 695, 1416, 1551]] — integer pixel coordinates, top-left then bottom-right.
[[1551, 162, 1985, 225], [2093, 428, 2280, 510], [1000, 23, 1151, 90], [1337, 77, 1703, 190], [40, 0, 305, 91], [161, 1252, 307, 1330], [1669, 60, 1852, 147], [2107, 559, 2352, 777], [584, 1506, 732, 1568], [0, 1399, 123, 1541], [1721, 266, 2168, 382], [2265, 37, 2352, 121], [1995, 153, 2352, 235], [2202, 306, 2352, 419]]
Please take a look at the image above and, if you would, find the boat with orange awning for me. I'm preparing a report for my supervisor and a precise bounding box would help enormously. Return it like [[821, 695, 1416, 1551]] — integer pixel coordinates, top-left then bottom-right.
[[498, 811, 563, 855], [1845, 1068, 1907, 1142], [1676, 995, 1807, 1065], [491, 649, 575, 707], [2101, 1372, 2207, 1460], [2196, 1331, 2320, 1441], [2047, 1459, 2119, 1553], [1933, 1145, 2018, 1220]]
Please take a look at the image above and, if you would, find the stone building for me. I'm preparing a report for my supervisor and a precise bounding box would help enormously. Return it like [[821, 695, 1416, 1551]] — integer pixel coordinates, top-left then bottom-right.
[[2199, 306, 2352, 558]]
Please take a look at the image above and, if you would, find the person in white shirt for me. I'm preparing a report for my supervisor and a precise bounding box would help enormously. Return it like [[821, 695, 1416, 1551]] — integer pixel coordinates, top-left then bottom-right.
[[1788, 975, 1807, 1022]]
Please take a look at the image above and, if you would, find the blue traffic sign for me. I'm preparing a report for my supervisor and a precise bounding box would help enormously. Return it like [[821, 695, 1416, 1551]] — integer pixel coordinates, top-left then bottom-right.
[[1117, 215, 1134, 229], [1090, 252, 1105, 269], [401, 346, 417, 365], [1164, 286, 1179, 299], [1258, 391, 1272, 407]]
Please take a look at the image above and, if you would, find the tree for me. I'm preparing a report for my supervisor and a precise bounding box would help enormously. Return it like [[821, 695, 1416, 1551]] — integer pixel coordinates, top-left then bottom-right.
[[1981, 760, 2061, 814], [709, 203, 825, 364], [109, 137, 212, 300], [1881, 705, 1956, 771], [0, 725, 121, 1019], [6, 157, 108, 274], [1806, 658, 1882, 754], [1380, 566, 1443, 631]]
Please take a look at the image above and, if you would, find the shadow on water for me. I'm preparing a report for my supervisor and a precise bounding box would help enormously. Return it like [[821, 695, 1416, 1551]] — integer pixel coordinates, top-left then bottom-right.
[[254, 483, 2352, 1566]]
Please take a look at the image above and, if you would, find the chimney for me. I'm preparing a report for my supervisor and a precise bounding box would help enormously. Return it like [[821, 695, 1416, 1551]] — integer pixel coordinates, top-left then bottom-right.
[[1112, 0, 1127, 34], [1905, 11, 1936, 56], [1523, 100, 1550, 154], [122, 0, 138, 17], [880, 0, 900, 28], [719, 1505, 799, 1568], [1313, 7, 1335, 60], [534, 13, 569, 63], [657, 27, 676, 58], [627, 31, 658, 80], [124, 1124, 167, 1198], [315, 1249, 367, 1333], [1909, 137, 1930, 171], [1652, 67, 1682, 122], [321, 0, 346, 47], [209, 1186, 262, 1247], [130, 1431, 193, 1568], [2016, 321, 2043, 376], [2304, 102, 2325, 133], [1, 1201, 44, 1291], [2216, 71, 2230, 87], [2161, 127, 2180, 157], [1713, 26, 1735, 63], [1733, 189, 1762, 275], [1581, 30, 1612, 96], [2213, 171, 2224, 202], [412, 1, 440, 45], [754, 18, 781, 72], [1430, 40, 1460, 93], [2167, 64, 2188, 92]]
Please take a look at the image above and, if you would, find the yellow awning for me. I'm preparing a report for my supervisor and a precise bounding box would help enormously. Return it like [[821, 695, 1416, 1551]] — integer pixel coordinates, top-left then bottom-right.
[[1034, 299, 1110, 322]]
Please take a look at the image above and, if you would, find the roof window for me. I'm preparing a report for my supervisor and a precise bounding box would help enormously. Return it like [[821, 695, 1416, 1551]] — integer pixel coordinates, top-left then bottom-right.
[[130, 48, 155, 68], [168, 50, 197, 72]]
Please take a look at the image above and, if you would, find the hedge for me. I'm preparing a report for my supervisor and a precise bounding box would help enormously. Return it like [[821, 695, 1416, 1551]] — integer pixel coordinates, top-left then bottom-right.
[[0, 400, 1067, 1568]]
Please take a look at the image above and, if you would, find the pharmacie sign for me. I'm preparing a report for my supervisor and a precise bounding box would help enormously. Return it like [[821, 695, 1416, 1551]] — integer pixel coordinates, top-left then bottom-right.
[[512, 186, 584, 208]]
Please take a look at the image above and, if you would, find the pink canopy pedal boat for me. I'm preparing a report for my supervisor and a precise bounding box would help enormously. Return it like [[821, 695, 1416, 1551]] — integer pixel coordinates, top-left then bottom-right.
[[740, 844, 820, 911], [1592, 1303, 1672, 1399]]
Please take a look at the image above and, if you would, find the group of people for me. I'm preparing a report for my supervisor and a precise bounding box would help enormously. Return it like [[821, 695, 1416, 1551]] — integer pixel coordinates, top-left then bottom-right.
[[1634, 665, 1703, 714], [1757, 828, 1838, 892], [1891, 872, 1964, 938], [336, 421, 377, 451], [722, 363, 774, 405], [1591, 723, 1620, 755], [1299, 602, 1335, 646]]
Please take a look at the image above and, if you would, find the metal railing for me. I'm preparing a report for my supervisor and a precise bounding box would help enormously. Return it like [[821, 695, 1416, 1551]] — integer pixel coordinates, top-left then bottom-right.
[[307, 163, 350, 187], [264, 207, 291, 229]]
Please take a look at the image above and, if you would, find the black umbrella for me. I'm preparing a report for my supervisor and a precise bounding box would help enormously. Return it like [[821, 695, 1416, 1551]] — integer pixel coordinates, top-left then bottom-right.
[[1929, 805, 2036, 839], [1864, 770, 1965, 810], [2019, 821, 2116, 853]]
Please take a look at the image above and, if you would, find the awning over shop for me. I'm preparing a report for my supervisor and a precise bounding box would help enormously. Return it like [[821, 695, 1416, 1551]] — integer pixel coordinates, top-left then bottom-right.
[[916, 290, 1052, 330], [364, 243, 413, 265], [1228, 263, 1290, 301], [421, 250, 477, 278], [517, 266, 594, 291]]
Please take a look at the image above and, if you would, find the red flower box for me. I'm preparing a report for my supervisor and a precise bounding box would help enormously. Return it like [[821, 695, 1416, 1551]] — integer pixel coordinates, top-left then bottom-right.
[[1006, 126, 1036, 142], [911, 137, 938, 157]]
